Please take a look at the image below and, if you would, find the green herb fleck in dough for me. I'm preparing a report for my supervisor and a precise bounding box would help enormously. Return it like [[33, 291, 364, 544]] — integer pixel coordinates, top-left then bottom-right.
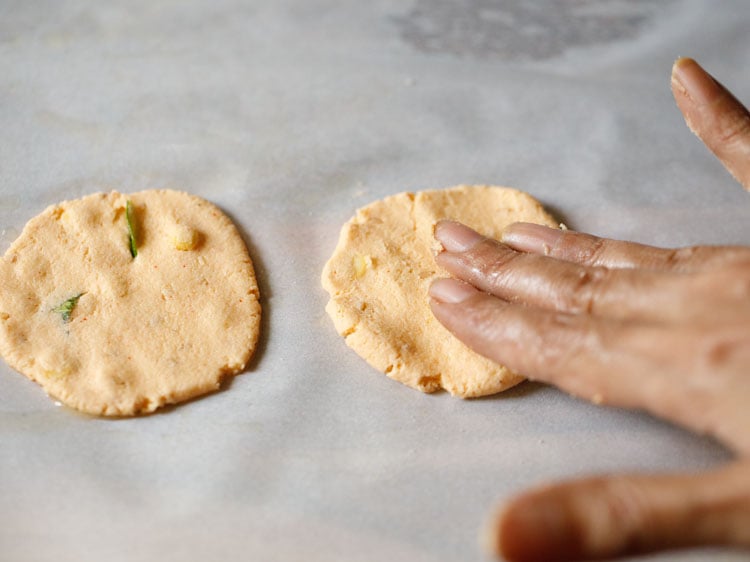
[[52, 293, 85, 323], [126, 200, 138, 258]]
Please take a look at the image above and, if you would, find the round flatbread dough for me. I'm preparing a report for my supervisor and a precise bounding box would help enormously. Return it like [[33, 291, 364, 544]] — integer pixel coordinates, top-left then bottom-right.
[[322, 185, 557, 398], [0, 190, 261, 416]]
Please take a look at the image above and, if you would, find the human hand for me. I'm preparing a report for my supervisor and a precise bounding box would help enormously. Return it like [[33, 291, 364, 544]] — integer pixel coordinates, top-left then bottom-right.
[[430, 220, 750, 560], [428, 58, 750, 561]]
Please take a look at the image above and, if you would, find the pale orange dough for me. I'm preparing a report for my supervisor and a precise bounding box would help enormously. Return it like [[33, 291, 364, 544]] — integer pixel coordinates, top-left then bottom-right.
[[322, 185, 557, 398], [0, 190, 261, 415]]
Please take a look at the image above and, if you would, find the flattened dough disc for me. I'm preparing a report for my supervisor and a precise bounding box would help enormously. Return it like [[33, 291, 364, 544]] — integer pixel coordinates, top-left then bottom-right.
[[322, 185, 557, 398], [0, 190, 261, 416]]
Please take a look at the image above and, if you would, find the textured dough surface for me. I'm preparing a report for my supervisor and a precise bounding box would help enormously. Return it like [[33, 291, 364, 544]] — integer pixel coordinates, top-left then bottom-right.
[[0, 190, 261, 416], [322, 185, 557, 398]]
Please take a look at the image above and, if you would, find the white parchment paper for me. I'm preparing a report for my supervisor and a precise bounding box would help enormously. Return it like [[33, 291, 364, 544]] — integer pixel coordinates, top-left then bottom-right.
[[1, 1, 749, 560]]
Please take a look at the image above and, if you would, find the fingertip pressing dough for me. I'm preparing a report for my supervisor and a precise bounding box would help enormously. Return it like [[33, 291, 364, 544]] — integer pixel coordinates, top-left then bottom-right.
[[0, 190, 261, 416], [321, 185, 557, 398]]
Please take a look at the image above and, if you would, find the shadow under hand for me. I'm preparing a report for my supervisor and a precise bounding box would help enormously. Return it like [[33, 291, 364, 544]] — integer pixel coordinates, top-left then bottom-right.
[[474, 380, 548, 401]]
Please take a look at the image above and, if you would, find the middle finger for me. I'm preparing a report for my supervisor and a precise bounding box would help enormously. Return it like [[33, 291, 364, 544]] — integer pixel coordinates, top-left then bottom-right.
[[435, 221, 690, 322]]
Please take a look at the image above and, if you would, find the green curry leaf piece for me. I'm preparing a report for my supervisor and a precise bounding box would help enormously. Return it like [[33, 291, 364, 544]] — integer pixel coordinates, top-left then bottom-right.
[[126, 200, 138, 258], [52, 293, 85, 323]]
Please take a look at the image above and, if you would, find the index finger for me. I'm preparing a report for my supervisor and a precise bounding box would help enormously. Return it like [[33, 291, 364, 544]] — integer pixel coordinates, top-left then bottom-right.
[[501, 222, 750, 272]]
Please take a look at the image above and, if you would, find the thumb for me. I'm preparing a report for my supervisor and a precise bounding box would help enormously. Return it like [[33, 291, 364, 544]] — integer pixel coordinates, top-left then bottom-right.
[[490, 461, 750, 562], [671, 57, 750, 191]]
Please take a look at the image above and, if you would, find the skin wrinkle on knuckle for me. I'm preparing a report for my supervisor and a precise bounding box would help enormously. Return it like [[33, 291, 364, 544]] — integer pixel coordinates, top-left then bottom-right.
[[574, 234, 608, 266], [715, 107, 750, 149], [558, 316, 633, 402], [521, 310, 592, 381], [665, 247, 694, 268], [481, 259, 516, 294], [465, 240, 522, 291], [618, 241, 659, 269], [567, 266, 610, 315], [546, 228, 574, 258], [676, 245, 750, 271], [599, 477, 658, 553], [465, 298, 519, 351], [437, 240, 513, 284]]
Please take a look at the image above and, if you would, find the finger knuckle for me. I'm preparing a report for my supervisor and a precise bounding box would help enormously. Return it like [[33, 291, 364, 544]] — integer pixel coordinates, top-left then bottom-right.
[[717, 112, 750, 148], [566, 266, 610, 314], [665, 246, 700, 267], [603, 477, 656, 550], [530, 312, 589, 374], [475, 307, 579, 379], [565, 235, 607, 266], [477, 246, 522, 290]]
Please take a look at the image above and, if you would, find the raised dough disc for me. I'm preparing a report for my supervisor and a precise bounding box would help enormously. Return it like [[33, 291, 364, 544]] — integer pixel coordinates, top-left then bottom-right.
[[0, 190, 261, 416], [322, 185, 557, 398]]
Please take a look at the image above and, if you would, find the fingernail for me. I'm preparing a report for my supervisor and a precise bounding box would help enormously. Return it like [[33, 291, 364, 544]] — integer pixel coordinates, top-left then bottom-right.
[[671, 57, 722, 106], [501, 222, 562, 256], [435, 220, 484, 252], [429, 278, 478, 304]]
